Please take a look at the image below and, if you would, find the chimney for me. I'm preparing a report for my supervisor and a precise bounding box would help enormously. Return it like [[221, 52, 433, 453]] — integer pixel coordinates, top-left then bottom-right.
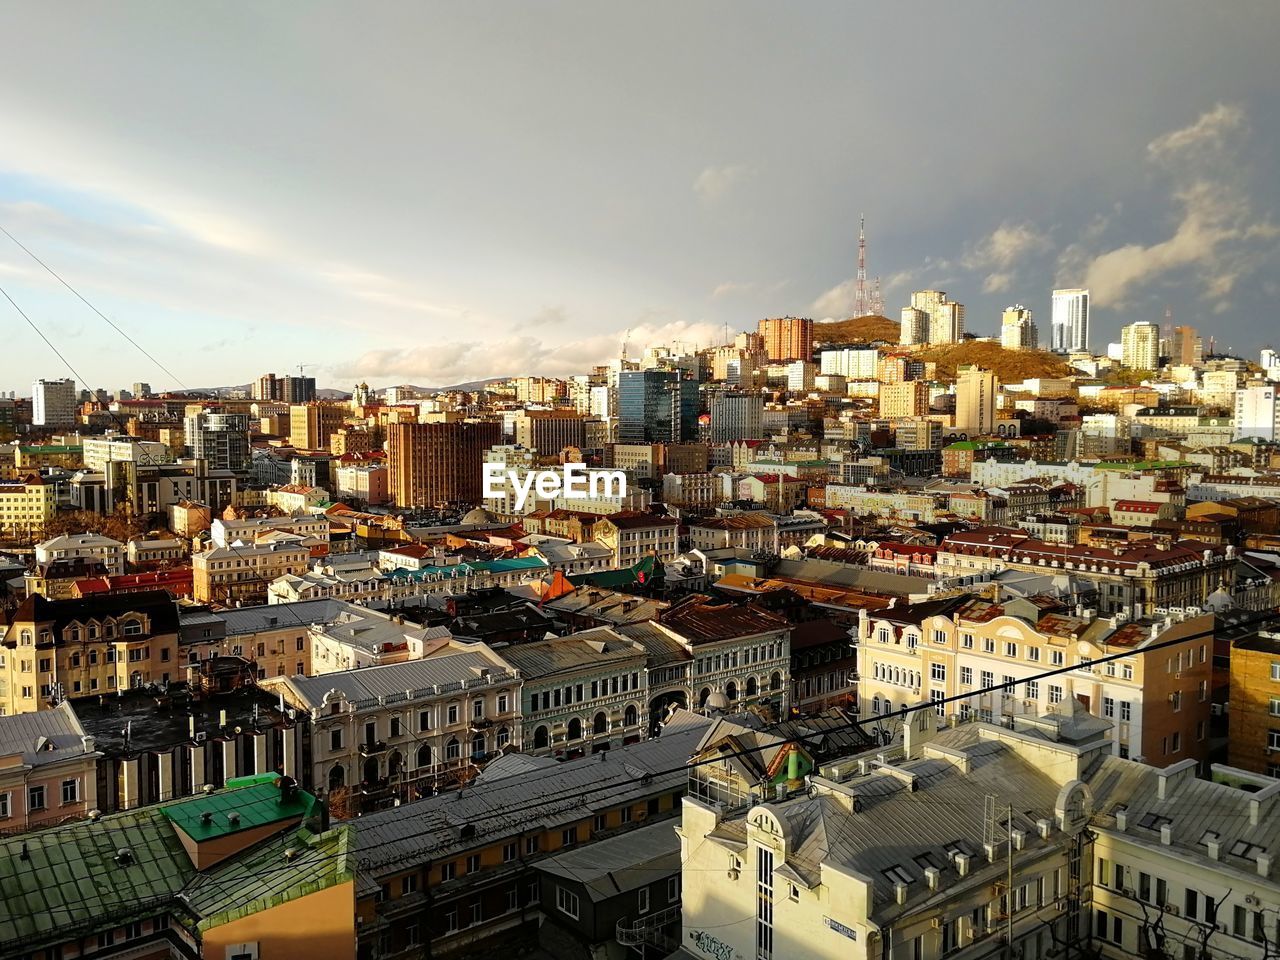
[[1114, 807, 1128, 831], [955, 852, 971, 877], [1259, 853, 1272, 879], [895, 882, 908, 905], [924, 867, 940, 891], [1036, 818, 1051, 840], [1205, 834, 1220, 861], [1160, 823, 1173, 846]]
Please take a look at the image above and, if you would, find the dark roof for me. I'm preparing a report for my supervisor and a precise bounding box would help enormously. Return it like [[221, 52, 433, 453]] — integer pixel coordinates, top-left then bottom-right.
[[659, 595, 789, 644], [6, 591, 179, 646]]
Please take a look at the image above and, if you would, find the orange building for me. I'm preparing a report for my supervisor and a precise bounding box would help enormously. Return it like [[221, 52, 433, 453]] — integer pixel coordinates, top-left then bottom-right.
[[758, 316, 814, 362]]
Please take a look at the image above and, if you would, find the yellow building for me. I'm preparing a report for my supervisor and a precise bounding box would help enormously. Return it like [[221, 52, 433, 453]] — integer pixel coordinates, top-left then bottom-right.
[[1228, 630, 1280, 776], [0, 591, 180, 716], [289, 401, 347, 450], [192, 541, 311, 606], [0, 474, 56, 541]]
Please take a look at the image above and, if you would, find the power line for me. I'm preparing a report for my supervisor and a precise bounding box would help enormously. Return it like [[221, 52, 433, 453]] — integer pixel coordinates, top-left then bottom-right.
[[0, 222, 187, 388]]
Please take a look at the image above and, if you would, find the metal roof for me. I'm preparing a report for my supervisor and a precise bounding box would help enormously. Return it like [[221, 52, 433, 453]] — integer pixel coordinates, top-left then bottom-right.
[[0, 701, 93, 767], [280, 647, 516, 710], [535, 819, 680, 901]]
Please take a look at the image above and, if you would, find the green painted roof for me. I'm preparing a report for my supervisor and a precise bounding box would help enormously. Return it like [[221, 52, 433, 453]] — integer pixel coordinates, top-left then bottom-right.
[[0, 805, 195, 952], [188, 824, 353, 931], [162, 777, 316, 842], [17, 445, 82, 454], [0, 775, 330, 955], [944, 441, 982, 450]]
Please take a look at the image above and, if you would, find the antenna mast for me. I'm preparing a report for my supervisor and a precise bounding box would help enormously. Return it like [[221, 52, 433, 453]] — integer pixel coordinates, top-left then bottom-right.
[[853, 213, 869, 318]]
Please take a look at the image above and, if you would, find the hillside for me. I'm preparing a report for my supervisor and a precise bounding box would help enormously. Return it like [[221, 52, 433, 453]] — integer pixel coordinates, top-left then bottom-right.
[[814, 314, 899, 345], [919, 341, 1073, 383]]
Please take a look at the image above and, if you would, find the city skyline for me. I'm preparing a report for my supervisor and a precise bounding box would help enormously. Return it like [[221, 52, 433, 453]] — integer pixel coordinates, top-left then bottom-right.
[[0, 2, 1278, 394]]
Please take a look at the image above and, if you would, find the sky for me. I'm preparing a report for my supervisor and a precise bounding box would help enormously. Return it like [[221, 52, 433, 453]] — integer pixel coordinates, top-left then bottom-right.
[[0, 1, 1277, 394]]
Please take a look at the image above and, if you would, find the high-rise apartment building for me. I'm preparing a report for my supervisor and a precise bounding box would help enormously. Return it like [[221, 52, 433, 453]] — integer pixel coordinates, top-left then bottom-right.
[[1051, 288, 1090, 353], [1234, 384, 1280, 442], [757, 317, 813, 362], [184, 410, 251, 472], [289, 402, 346, 450], [1171, 324, 1202, 365], [512, 410, 587, 460], [1120, 320, 1160, 370], [898, 307, 928, 346], [708, 391, 764, 443], [999, 305, 1038, 351], [388, 420, 501, 507], [819, 347, 879, 379], [617, 370, 699, 443], [954, 365, 999, 436], [909, 291, 965, 345], [254, 372, 316, 403], [31, 378, 77, 430]]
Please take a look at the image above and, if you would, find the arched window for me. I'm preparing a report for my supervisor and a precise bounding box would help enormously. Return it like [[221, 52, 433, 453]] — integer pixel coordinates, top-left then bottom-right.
[[623, 704, 638, 727], [328, 764, 346, 789], [568, 717, 583, 741], [872, 696, 881, 714], [446, 737, 460, 760], [362, 757, 379, 784], [746, 676, 758, 697], [387, 751, 403, 779], [593, 712, 608, 735], [416, 743, 432, 768], [534, 725, 550, 749], [725, 681, 737, 702], [699, 688, 712, 708], [471, 734, 485, 760], [497, 727, 510, 748], [769, 672, 782, 692]]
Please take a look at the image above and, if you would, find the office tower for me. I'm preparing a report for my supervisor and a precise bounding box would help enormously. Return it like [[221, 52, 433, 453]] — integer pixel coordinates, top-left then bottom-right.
[[31, 378, 77, 429], [131, 382, 152, 399], [708, 392, 764, 443], [1171, 325, 1201, 365], [955, 365, 999, 436], [1051, 288, 1090, 353], [617, 370, 699, 443], [1234, 384, 1280, 442], [1120, 321, 1160, 370], [906, 291, 965, 345], [879, 381, 930, 419], [185, 411, 251, 472], [279, 375, 316, 403], [288, 402, 346, 449], [898, 307, 928, 346], [757, 317, 814, 362], [1000, 305, 1039, 351], [512, 410, 587, 459], [253, 373, 278, 401], [388, 420, 502, 507]]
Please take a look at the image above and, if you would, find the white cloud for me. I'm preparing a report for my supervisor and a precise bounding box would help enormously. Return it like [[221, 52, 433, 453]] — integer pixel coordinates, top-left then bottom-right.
[[693, 164, 750, 203], [962, 221, 1051, 296], [1059, 103, 1278, 309], [339, 319, 726, 387]]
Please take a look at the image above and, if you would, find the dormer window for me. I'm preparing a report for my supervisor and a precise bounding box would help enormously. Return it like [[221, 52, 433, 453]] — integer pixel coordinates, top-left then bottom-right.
[[122, 621, 143, 637], [19, 630, 32, 645]]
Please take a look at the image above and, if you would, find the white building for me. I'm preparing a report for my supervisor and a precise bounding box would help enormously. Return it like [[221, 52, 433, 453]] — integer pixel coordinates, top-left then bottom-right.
[[1120, 321, 1160, 370], [1000, 305, 1038, 351], [31, 378, 77, 430], [819, 347, 880, 379], [1234, 383, 1280, 441], [34, 532, 125, 575], [1051, 288, 1090, 353]]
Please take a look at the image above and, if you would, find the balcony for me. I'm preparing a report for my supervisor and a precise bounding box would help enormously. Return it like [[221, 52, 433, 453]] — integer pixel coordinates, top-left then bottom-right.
[[616, 903, 681, 953], [358, 739, 388, 757]]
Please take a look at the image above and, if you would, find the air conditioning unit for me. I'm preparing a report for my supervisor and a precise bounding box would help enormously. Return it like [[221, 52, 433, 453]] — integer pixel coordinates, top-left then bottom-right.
[[194, 731, 207, 743], [1247, 895, 1260, 906], [1165, 905, 1180, 916], [1211, 704, 1224, 717]]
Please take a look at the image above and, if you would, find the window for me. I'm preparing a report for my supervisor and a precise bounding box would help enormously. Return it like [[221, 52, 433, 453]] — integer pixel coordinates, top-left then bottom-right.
[[329, 728, 343, 751], [1026, 681, 1039, 700], [1027, 646, 1040, 663], [1170, 690, 1182, 712], [1271, 662, 1280, 681], [960, 666, 973, 686], [1048, 685, 1063, 705], [441, 862, 456, 882], [447, 704, 459, 725], [961, 633, 974, 649], [466, 854, 480, 872], [1050, 651, 1064, 666], [28, 785, 46, 811], [473, 699, 484, 719], [401, 874, 417, 895], [1103, 697, 1115, 718], [556, 886, 580, 919], [638, 887, 650, 914], [933, 629, 947, 644], [1119, 701, 1132, 722], [668, 876, 680, 902], [390, 716, 401, 738], [930, 663, 946, 682], [620, 806, 633, 824], [983, 638, 996, 654], [1004, 642, 1018, 658], [561, 828, 576, 847], [61, 779, 78, 805], [594, 814, 607, 831], [980, 670, 994, 689], [1269, 697, 1280, 718], [1122, 662, 1134, 681], [0, 793, 9, 818], [419, 709, 432, 732], [498, 693, 509, 713], [525, 836, 539, 855]]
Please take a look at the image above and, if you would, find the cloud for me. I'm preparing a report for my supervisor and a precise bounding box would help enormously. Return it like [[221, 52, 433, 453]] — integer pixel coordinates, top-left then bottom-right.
[[693, 164, 750, 203], [338, 319, 726, 387], [711, 279, 788, 300], [1059, 103, 1278, 309], [962, 221, 1051, 295], [528, 306, 569, 327]]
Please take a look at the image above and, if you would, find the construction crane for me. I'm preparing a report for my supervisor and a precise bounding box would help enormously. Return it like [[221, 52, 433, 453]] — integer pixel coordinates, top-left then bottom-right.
[[620, 329, 630, 361]]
